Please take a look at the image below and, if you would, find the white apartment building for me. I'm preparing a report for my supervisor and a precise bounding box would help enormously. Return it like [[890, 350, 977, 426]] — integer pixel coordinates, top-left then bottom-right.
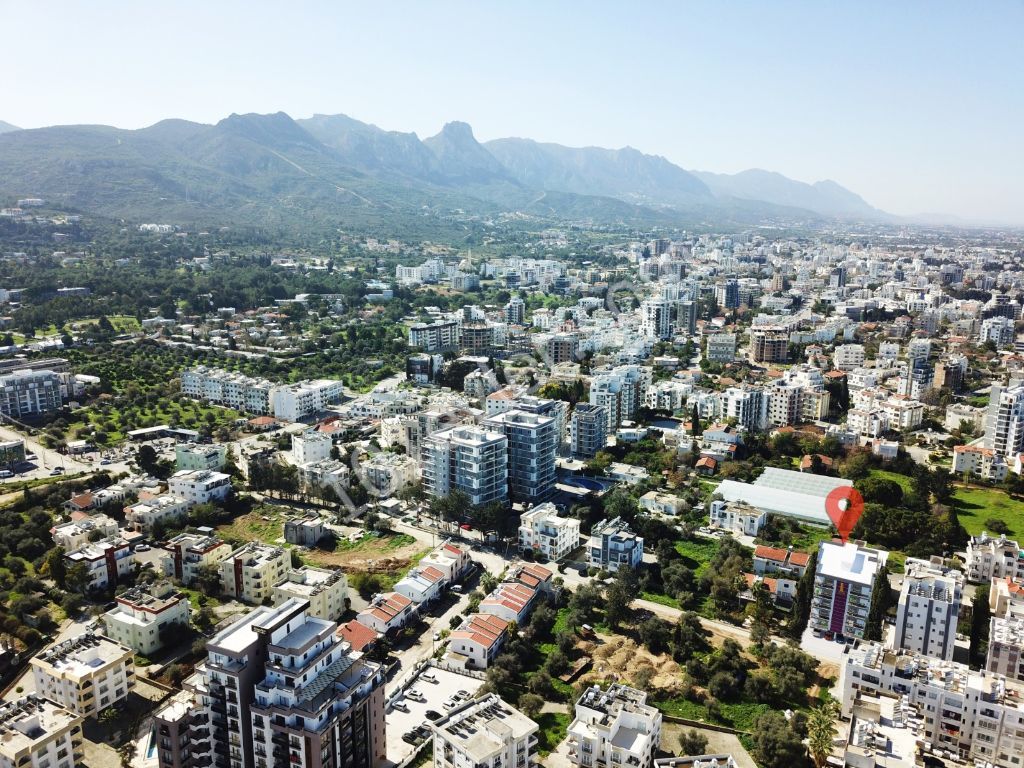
[[181, 366, 344, 421], [981, 316, 1016, 347], [270, 379, 345, 422], [175, 442, 227, 472], [409, 318, 461, 351], [570, 403, 608, 459], [984, 383, 1024, 461], [894, 558, 963, 661], [0, 695, 82, 768], [588, 517, 643, 572], [952, 445, 1009, 482], [359, 451, 419, 496], [101, 582, 191, 655], [965, 532, 1024, 583], [272, 566, 348, 621], [291, 430, 333, 465], [810, 541, 888, 640], [987, 616, 1024, 682], [431, 694, 538, 768], [518, 502, 581, 561], [125, 494, 189, 532], [51, 513, 119, 550], [589, 365, 651, 431], [64, 537, 134, 591], [219, 543, 289, 604], [833, 343, 866, 371], [483, 409, 557, 504], [422, 425, 508, 507], [567, 684, 662, 768], [639, 298, 671, 340], [167, 469, 231, 506], [847, 408, 888, 438], [708, 499, 767, 536], [841, 641, 1024, 768], [766, 384, 803, 428], [160, 532, 233, 585], [31, 634, 136, 718], [722, 386, 769, 431], [419, 540, 473, 583], [296, 458, 350, 499]]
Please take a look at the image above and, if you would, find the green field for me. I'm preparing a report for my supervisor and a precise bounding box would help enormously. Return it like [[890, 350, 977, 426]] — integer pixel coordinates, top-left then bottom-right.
[[674, 538, 720, 578], [953, 486, 1024, 538], [653, 697, 770, 733], [867, 468, 914, 493]]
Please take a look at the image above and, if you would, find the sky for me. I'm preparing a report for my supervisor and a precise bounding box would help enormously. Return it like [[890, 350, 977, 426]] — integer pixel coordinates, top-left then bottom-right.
[[3, 1, 1022, 224]]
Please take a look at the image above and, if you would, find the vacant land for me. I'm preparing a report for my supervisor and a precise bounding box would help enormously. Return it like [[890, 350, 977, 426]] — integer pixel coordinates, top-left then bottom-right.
[[953, 485, 1024, 538]]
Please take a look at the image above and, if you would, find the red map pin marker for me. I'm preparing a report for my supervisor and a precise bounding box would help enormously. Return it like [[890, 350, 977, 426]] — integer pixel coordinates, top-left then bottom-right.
[[825, 486, 864, 544]]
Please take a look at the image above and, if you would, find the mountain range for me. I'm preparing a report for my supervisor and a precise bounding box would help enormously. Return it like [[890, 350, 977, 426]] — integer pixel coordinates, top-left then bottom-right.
[[0, 111, 892, 232]]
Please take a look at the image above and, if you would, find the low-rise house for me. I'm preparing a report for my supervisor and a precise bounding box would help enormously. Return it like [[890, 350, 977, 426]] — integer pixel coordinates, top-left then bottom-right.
[[393, 565, 446, 605], [101, 581, 191, 655], [283, 513, 325, 546], [51, 512, 119, 550], [588, 517, 644, 572], [419, 539, 473, 583], [336, 619, 380, 653], [708, 499, 768, 536], [445, 613, 510, 670], [480, 582, 539, 624], [125, 494, 189, 533], [357, 592, 415, 635], [752, 545, 810, 579], [639, 491, 685, 516]]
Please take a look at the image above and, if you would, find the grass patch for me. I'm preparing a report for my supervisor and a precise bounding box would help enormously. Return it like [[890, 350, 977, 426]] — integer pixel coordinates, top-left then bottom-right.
[[534, 712, 570, 756], [653, 697, 770, 733], [641, 592, 681, 609], [867, 468, 914, 493], [674, 537, 720, 578], [953, 485, 1024, 538]]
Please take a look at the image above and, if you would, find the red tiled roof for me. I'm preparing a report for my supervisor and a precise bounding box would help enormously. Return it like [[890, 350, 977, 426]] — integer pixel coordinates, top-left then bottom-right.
[[337, 620, 379, 652], [754, 545, 789, 563]]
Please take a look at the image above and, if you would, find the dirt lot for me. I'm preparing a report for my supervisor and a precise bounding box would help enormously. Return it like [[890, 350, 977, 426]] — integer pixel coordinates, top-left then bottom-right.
[[577, 634, 686, 696], [306, 534, 428, 572]]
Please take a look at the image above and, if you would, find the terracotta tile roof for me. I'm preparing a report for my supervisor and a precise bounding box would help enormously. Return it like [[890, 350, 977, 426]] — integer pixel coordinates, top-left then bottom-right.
[[754, 545, 789, 563], [337, 620, 379, 651]]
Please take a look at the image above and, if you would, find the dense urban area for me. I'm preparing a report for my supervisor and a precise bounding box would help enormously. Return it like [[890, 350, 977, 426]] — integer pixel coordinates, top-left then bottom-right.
[[0, 201, 1023, 768]]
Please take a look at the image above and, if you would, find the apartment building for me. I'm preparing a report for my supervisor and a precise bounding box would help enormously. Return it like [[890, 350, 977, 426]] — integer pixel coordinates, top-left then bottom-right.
[[748, 329, 788, 364], [161, 533, 233, 585], [483, 410, 557, 504], [894, 558, 963, 661], [567, 684, 662, 768], [219, 543, 289, 604], [283, 513, 325, 547], [445, 614, 509, 671], [419, 540, 472, 584], [833, 343, 866, 371], [359, 451, 418, 496], [291, 431, 333, 465], [721, 386, 768, 432], [952, 445, 1009, 482], [272, 567, 348, 622], [705, 333, 736, 363], [569, 403, 608, 459], [181, 366, 344, 422], [422, 426, 508, 507], [518, 502, 581, 561], [356, 592, 415, 635], [51, 513, 119, 550], [125, 494, 189, 532], [589, 365, 651, 432], [0, 369, 63, 419], [270, 379, 345, 422], [965, 532, 1024, 583], [102, 581, 191, 655], [168, 469, 232, 505], [984, 383, 1024, 461], [708, 499, 767, 536], [431, 694, 537, 768], [154, 598, 386, 768], [31, 634, 135, 718], [175, 442, 228, 472], [588, 517, 643, 573], [64, 536, 134, 591], [981, 316, 1016, 347], [810, 541, 888, 640], [841, 641, 1024, 768], [987, 616, 1024, 682], [0, 695, 82, 768], [408, 319, 461, 352]]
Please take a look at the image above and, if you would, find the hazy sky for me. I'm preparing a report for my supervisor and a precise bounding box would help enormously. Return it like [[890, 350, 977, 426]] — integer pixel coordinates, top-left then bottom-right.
[[4, 1, 1022, 224]]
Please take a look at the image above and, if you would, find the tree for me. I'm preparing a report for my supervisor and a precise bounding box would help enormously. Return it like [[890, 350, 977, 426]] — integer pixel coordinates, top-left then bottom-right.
[[691, 403, 702, 436], [195, 564, 223, 598], [517, 693, 544, 719], [44, 546, 67, 587], [66, 562, 92, 596], [970, 582, 991, 666], [865, 565, 892, 641], [677, 729, 708, 757], [808, 700, 839, 768], [605, 575, 635, 629], [789, 549, 818, 638], [752, 711, 807, 768]]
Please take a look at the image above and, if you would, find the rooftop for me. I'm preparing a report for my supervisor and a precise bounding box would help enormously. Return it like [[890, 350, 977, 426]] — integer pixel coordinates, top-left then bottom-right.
[[0, 695, 81, 757], [33, 633, 133, 676], [432, 694, 538, 762], [817, 541, 888, 587]]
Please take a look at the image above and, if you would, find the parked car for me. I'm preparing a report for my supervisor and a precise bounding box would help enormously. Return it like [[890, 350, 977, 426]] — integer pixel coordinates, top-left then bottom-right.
[[402, 732, 419, 745], [432, 632, 441, 642], [420, 671, 437, 683], [391, 700, 409, 712], [135, 544, 151, 552], [425, 710, 443, 721], [407, 690, 425, 702]]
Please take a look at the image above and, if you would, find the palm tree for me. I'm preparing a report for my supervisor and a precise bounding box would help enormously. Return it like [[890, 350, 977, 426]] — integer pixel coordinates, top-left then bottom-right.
[[808, 699, 840, 768]]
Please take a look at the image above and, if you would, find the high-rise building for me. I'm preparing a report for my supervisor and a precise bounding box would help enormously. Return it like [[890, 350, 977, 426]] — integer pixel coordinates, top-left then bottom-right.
[[153, 599, 386, 768], [748, 329, 788, 364], [722, 386, 769, 431], [567, 685, 662, 768], [981, 316, 1016, 348], [545, 333, 579, 366], [675, 300, 697, 336], [0, 369, 63, 419], [715, 279, 740, 310], [810, 541, 888, 640], [422, 426, 508, 506], [570, 403, 607, 459], [984, 384, 1024, 461], [894, 558, 963, 660], [504, 296, 525, 326], [589, 366, 651, 432], [640, 298, 671, 340], [705, 333, 736, 363], [408, 319, 461, 352], [483, 410, 556, 504]]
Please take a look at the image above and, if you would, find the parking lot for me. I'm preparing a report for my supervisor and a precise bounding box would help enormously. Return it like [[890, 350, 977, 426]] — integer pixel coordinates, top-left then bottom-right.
[[384, 665, 484, 764]]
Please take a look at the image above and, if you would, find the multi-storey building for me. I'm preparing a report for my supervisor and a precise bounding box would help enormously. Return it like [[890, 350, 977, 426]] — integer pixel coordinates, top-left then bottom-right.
[[175, 443, 228, 472], [64, 536, 134, 592], [31, 634, 135, 718], [408, 319, 460, 352], [766, 384, 803, 428], [567, 685, 661, 768], [640, 298, 671, 340], [987, 616, 1024, 682], [102, 581, 191, 655], [154, 599, 386, 768], [161, 533, 233, 585], [272, 567, 348, 622], [125, 494, 190, 532], [675, 300, 697, 336], [748, 329, 788, 364], [708, 499, 767, 536], [422, 426, 508, 507], [180, 367, 343, 422], [981, 316, 1016, 348], [588, 517, 643, 573], [359, 452, 418, 496], [569, 403, 607, 459], [833, 343, 866, 371], [705, 333, 736, 363], [984, 384, 1024, 461], [589, 366, 651, 432], [431, 694, 537, 768], [271, 380, 345, 422], [810, 541, 888, 640], [483, 410, 556, 504], [419, 540, 472, 583], [965, 532, 1024, 583], [445, 614, 509, 671], [0, 695, 83, 768], [51, 513, 120, 550], [0, 369, 63, 419], [219, 543, 290, 604], [292, 431, 333, 465], [518, 502, 581, 561], [951, 445, 1009, 482], [722, 386, 768, 431], [168, 469, 232, 506], [504, 296, 525, 326], [894, 558, 962, 661], [283, 513, 325, 547], [841, 641, 1024, 768]]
